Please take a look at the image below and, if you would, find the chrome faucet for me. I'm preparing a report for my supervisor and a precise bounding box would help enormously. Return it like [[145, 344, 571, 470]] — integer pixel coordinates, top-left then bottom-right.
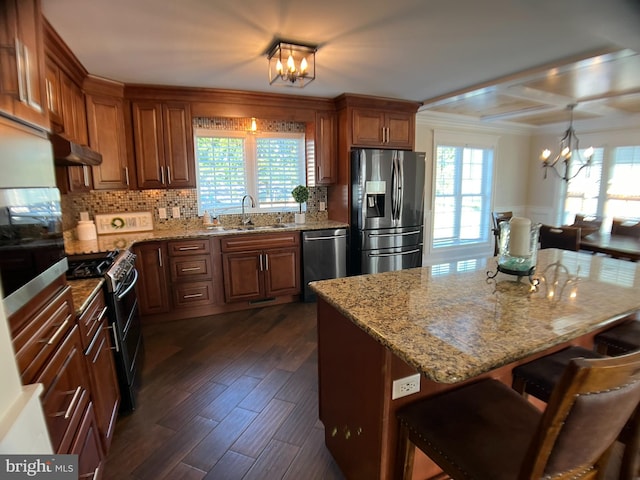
[[241, 194, 255, 225]]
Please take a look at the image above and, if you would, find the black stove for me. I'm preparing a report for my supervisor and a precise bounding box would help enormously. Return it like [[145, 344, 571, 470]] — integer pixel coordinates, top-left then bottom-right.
[[67, 250, 120, 279]]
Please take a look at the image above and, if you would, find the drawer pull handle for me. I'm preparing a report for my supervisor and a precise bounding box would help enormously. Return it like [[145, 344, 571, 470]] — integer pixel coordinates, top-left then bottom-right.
[[54, 386, 82, 419], [183, 293, 204, 299], [96, 306, 108, 322], [178, 246, 200, 251], [180, 267, 201, 272], [45, 317, 70, 345]]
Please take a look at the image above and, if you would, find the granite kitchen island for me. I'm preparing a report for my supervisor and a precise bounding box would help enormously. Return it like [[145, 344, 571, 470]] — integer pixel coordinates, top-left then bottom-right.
[[310, 249, 640, 480]]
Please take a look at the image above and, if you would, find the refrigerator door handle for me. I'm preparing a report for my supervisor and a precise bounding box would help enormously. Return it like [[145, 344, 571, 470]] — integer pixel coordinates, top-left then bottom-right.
[[368, 248, 421, 258], [368, 230, 421, 238], [397, 154, 404, 221], [391, 153, 399, 225]]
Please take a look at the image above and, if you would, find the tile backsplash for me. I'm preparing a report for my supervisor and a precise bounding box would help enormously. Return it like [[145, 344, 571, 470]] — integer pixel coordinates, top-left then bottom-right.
[[61, 187, 328, 231]]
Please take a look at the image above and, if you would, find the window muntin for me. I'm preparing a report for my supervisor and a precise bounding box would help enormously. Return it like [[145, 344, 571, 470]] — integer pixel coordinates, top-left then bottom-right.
[[432, 144, 494, 249]]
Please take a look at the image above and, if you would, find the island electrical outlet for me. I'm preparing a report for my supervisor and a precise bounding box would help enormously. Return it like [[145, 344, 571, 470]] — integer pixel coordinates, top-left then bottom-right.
[[392, 373, 421, 399]]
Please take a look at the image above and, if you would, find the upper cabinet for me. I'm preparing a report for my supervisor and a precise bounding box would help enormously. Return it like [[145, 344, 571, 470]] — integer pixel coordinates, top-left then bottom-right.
[[0, 0, 48, 130], [312, 111, 337, 185], [131, 101, 196, 189], [84, 78, 130, 190], [351, 108, 414, 149]]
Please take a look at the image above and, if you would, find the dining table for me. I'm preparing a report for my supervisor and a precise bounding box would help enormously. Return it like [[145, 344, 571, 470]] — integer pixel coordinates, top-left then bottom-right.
[[580, 232, 640, 262]]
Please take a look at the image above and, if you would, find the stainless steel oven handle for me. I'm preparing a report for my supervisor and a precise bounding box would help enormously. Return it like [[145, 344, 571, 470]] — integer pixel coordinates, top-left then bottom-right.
[[116, 268, 139, 301], [107, 324, 120, 352]]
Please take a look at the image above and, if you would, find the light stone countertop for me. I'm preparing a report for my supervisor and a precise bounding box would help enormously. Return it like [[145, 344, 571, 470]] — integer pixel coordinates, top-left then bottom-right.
[[310, 249, 640, 384], [64, 220, 348, 255]]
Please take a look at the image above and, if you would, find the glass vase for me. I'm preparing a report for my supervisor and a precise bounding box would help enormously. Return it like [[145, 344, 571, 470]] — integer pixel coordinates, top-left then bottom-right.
[[498, 220, 540, 275]]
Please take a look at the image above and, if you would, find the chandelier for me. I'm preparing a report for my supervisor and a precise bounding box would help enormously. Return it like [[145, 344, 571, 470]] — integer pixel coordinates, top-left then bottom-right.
[[540, 104, 594, 182], [266, 40, 317, 88]]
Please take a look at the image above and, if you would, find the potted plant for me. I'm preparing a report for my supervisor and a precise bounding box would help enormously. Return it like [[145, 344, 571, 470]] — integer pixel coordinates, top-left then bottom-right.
[[291, 185, 309, 224]]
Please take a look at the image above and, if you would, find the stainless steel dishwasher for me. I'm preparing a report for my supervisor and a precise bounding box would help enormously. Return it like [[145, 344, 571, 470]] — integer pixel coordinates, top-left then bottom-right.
[[302, 228, 348, 301]]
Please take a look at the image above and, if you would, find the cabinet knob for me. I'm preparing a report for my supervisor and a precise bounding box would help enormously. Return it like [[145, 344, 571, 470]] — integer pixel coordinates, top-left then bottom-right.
[[331, 427, 338, 437]]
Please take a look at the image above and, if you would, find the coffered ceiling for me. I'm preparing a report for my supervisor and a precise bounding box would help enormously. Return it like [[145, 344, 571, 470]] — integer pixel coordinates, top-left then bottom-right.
[[42, 0, 640, 127]]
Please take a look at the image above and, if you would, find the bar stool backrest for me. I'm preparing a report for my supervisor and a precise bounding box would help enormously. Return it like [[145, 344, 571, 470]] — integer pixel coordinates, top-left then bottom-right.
[[520, 350, 640, 479], [539, 225, 581, 251]]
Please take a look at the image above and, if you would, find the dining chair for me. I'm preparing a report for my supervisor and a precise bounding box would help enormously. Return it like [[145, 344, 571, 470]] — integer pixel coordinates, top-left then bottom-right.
[[492, 211, 513, 256], [396, 350, 640, 480], [611, 218, 640, 238], [572, 214, 603, 236], [539, 224, 581, 251]]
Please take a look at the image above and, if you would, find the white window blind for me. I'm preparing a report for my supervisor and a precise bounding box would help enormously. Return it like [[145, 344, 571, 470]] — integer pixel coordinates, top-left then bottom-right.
[[432, 143, 494, 249], [195, 130, 305, 214], [607, 146, 640, 219]]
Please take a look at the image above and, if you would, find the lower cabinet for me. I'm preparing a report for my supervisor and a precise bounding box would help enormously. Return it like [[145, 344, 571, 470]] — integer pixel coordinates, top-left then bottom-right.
[[71, 402, 104, 480], [134, 241, 171, 316], [80, 289, 120, 453], [168, 238, 216, 308], [221, 232, 301, 303]]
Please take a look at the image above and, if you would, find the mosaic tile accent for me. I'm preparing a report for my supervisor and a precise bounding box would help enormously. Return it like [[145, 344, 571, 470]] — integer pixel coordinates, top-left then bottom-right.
[[60, 187, 327, 231], [193, 117, 306, 133]]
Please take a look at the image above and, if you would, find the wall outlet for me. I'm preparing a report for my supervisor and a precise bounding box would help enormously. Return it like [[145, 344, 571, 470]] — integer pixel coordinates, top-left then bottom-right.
[[319, 201, 326, 211], [392, 373, 421, 400], [172, 207, 181, 218], [158, 207, 167, 219]]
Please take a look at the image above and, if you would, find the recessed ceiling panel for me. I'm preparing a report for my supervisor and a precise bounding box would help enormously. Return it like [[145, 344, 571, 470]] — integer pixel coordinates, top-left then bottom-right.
[[510, 109, 600, 126], [428, 92, 544, 118]]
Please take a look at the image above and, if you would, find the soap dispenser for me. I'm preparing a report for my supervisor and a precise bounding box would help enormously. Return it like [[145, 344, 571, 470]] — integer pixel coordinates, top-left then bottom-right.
[[203, 211, 212, 226]]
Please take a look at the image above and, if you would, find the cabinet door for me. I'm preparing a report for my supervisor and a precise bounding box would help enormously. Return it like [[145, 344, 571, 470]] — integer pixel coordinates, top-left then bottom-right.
[[163, 102, 196, 188], [222, 251, 263, 302], [315, 111, 337, 185], [385, 111, 414, 149], [132, 101, 165, 189], [38, 325, 91, 453], [70, 402, 104, 479], [352, 108, 385, 146], [134, 242, 171, 315], [0, 0, 48, 130], [86, 94, 130, 190], [56, 164, 92, 193], [85, 318, 119, 452], [44, 56, 62, 125], [264, 247, 300, 297]]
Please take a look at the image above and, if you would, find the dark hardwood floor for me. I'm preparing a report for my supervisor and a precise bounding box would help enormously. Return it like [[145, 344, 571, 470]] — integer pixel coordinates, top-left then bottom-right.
[[103, 302, 345, 480]]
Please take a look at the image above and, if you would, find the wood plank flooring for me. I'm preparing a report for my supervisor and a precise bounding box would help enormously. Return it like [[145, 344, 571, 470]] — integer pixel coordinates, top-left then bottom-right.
[[102, 302, 345, 480]]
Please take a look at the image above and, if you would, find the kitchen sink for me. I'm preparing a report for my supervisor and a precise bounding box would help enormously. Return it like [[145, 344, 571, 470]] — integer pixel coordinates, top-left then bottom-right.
[[221, 223, 294, 232]]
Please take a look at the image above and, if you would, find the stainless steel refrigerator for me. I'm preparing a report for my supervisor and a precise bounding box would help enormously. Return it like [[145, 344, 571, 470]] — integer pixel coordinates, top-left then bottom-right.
[[351, 149, 426, 275]]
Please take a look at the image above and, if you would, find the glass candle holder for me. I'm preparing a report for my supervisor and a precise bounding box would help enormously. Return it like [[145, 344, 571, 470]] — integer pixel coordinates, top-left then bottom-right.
[[498, 218, 540, 275]]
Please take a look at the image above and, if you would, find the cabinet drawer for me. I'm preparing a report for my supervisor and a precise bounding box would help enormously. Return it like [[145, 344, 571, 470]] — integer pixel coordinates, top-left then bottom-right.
[[13, 285, 75, 383], [168, 239, 210, 256], [77, 290, 108, 352], [172, 282, 215, 308], [38, 325, 91, 453], [169, 255, 212, 282], [221, 232, 300, 252]]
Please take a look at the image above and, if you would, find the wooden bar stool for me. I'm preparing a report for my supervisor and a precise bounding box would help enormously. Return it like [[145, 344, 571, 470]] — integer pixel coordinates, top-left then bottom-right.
[[512, 341, 640, 480], [595, 317, 640, 356], [396, 351, 640, 480]]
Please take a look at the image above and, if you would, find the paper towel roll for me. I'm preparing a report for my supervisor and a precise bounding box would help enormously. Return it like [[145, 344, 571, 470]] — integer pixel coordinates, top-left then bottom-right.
[[77, 220, 97, 241]]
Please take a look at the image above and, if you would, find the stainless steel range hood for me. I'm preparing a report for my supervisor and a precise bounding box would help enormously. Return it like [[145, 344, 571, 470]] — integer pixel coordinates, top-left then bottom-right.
[[50, 133, 102, 166]]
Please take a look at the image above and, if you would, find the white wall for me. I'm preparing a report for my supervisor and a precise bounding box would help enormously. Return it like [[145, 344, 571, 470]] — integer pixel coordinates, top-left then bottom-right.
[[0, 287, 53, 454]]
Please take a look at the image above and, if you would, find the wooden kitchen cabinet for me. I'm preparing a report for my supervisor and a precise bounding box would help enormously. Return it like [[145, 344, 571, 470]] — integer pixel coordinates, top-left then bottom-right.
[[168, 238, 216, 308], [79, 289, 120, 452], [0, 0, 48, 130], [59, 71, 87, 143], [132, 101, 196, 189], [85, 90, 131, 190], [221, 232, 300, 303], [351, 107, 414, 149], [70, 402, 104, 480], [313, 110, 337, 185], [133, 241, 171, 316], [44, 56, 62, 124]]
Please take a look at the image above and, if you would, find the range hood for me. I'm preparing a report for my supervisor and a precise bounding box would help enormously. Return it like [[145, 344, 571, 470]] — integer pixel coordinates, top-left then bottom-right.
[[50, 134, 102, 166]]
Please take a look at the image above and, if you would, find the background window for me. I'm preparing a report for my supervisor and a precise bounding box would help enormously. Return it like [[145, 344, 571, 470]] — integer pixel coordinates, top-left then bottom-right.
[[562, 147, 604, 225], [195, 130, 305, 215], [606, 146, 640, 220], [432, 144, 494, 249]]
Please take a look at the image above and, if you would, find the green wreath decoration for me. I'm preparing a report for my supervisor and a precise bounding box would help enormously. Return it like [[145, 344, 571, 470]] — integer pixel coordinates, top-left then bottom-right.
[[111, 217, 125, 229]]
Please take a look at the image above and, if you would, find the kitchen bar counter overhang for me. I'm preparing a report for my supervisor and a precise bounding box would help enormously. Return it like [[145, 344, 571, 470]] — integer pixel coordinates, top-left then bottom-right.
[[310, 248, 640, 384]]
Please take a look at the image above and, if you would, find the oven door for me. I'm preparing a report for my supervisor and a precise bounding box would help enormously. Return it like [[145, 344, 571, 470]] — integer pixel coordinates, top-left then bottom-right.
[[111, 266, 142, 386]]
